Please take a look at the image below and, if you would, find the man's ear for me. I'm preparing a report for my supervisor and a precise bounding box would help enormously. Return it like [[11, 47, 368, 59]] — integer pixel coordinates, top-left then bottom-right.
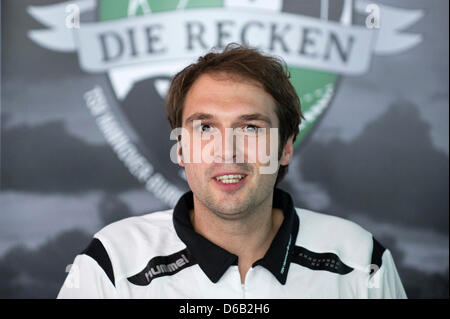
[[279, 135, 294, 166], [177, 142, 185, 167]]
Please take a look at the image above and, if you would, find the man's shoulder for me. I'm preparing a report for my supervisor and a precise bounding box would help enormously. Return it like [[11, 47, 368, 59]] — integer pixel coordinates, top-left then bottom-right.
[[96, 209, 175, 239], [86, 209, 183, 282], [294, 207, 376, 269], [93, 208, 179, 254]]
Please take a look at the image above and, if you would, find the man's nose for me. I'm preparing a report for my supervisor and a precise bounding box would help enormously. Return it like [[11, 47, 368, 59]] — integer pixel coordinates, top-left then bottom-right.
[[215, 127, 237, 163]]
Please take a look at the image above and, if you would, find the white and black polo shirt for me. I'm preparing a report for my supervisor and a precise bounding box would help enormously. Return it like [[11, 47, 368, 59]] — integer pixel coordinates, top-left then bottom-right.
[[58, 188, 407, 299]]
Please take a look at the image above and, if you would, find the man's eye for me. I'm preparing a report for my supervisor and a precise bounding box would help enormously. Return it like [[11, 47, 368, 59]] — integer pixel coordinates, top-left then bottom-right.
[[200, 124, 212, 132], [243, 125, 259, 133]]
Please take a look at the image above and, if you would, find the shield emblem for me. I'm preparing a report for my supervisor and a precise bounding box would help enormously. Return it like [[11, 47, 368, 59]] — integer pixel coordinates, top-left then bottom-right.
[[97, 0, 343, 193]]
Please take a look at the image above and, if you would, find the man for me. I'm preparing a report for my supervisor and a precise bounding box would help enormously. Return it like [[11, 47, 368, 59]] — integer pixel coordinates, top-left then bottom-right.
[[58, 44, 407, 298]]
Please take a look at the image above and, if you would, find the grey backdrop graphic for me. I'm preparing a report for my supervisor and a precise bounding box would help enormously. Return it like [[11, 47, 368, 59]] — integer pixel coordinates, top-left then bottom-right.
[[1, 0, 448, 298]]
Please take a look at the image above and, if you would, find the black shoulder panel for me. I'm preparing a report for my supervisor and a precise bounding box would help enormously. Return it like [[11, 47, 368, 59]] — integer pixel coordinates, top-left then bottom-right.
[[127, 248, 196, 286], [82, 238, 115, 287], [371, 237, 386, 271], [291, 246, 353, 275]]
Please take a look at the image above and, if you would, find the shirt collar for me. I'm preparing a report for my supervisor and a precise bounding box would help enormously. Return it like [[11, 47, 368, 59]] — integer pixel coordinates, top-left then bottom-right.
[[173, 188, 299, 285]]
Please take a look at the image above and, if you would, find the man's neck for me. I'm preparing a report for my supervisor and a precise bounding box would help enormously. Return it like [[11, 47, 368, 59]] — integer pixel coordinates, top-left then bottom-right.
[[190, 193, 284, 283]]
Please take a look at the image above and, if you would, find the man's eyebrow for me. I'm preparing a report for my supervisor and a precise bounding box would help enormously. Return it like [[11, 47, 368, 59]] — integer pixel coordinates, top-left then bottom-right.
[[237, 113, 272, 126], [184, 113, 215, 125], [183, 112, 273, 126]]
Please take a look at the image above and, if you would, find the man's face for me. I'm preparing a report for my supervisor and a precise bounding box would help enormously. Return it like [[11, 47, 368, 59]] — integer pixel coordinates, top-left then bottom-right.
[[178, 72, 293, 220]]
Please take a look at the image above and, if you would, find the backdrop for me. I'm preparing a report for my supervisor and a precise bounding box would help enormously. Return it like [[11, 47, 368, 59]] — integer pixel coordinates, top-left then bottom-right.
[[1, 0, 448, 298]]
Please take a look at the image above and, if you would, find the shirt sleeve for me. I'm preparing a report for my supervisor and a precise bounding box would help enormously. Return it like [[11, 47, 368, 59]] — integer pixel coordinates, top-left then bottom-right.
[[367, 245, 407, 299], [57, 238, 118, 299]]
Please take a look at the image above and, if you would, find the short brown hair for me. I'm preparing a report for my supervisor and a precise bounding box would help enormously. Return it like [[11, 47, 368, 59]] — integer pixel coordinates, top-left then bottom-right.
[[166, 43, 303, 185]]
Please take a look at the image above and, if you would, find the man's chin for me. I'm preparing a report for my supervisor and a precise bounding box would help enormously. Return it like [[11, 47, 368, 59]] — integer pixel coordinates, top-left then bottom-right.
[[209, 206, 250, 221], [207, 191, 256, 220]]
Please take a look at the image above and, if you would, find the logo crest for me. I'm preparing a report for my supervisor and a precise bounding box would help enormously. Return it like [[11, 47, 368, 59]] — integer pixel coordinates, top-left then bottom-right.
[[28, 0, 423, 206]]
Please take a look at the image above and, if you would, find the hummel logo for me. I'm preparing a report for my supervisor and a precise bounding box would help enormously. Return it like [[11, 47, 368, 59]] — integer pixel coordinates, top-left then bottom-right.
[[144, 254, 190, 282], [128, 249, 195, 286]]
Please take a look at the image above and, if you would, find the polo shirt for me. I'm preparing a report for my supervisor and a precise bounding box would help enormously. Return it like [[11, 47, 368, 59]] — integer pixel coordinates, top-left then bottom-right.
[[57, 188, 407, 299]]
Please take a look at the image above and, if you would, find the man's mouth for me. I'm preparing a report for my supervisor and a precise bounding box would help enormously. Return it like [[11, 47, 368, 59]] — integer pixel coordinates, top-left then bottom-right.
[[213, 174, 247, 184]]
